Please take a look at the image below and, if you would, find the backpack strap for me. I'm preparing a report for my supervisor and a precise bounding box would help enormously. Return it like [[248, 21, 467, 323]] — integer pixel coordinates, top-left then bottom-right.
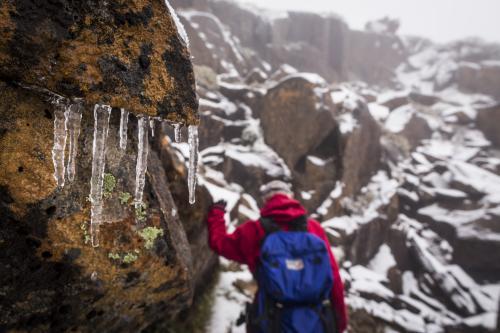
[[259, 215, 308, 235], [259, 217, 281, 236], [288, 215, 308, 232]]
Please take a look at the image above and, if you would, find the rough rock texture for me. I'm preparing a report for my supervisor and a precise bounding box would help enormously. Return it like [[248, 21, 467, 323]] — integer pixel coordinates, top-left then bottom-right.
[[0, 0, 198, 124], [175, 0, 406, 83], [260, 76, 337, 168], [0, 80, 213, 332], [398, 113, 433, 149], [0, 2, 214, 331], [476, 104, 500, 147], [339, 105, 382, 199], [456, 62, 500, 100]]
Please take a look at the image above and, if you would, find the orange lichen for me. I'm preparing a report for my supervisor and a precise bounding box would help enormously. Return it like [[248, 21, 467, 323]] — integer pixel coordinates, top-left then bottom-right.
[[0, 0, 198, 123], [0, 90, 56, 215]]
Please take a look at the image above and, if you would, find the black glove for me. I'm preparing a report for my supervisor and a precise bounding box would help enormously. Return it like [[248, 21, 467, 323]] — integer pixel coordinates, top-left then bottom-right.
[[210, 199, 227, 211]]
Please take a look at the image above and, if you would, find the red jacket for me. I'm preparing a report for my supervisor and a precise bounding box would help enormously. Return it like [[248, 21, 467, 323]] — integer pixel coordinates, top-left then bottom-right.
[[206, 194, 348, 332]]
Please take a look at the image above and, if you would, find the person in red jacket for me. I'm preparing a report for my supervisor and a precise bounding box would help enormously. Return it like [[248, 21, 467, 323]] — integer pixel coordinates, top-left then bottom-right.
[[206, 180, 348, 332]]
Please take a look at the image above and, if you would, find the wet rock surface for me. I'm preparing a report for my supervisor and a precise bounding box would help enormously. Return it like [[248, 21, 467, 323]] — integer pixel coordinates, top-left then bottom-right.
[[0, 2, 211, 331], [0, 80, 212, 331], [0, 0, 198, 124]]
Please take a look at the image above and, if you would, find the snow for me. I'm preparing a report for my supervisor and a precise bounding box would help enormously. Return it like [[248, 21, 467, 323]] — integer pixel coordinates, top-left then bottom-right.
[[300, 191, 313, 200], [199, 178, 241, 224], [164, 0, 189, 47], [206, 261, 252, 333], [385, 104, 414, 133], [199, 97, 238, 116], [316, 181, 344, 216], [279, 72, 327, 86], [330, 89, 349, 104], [368, 244, 396, 277], [338, 112, 359, 134], [368, 102, 390, 121], [448, 160, 500, 203]]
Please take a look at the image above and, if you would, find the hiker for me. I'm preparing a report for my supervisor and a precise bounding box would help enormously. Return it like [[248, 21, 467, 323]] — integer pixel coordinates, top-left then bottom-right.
[[206, 180, 348, 333]]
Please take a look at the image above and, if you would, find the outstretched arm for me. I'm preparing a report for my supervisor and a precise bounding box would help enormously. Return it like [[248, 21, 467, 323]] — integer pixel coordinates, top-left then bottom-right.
[[206, 205, 260, 266]]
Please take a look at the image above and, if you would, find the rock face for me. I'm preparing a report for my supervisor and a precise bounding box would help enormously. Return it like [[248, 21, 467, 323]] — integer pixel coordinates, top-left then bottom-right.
[[476, 104, 500, 147], [260, 75, 337, 168], [0, 2, 215, 332], [0, 0, 198, 124], [175, 0, 406, 83], [456, 62, 500, 100]]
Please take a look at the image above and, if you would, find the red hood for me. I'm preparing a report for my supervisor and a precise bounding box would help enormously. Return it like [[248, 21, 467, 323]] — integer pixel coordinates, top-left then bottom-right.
[[260, 194, 307, 223]]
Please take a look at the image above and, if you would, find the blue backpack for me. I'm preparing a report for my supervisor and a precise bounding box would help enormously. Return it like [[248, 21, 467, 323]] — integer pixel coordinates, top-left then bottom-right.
[[247, 215, 336, 333]]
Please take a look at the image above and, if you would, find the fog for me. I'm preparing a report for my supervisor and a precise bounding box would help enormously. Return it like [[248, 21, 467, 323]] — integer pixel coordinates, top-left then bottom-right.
[[237, 0, 500, 43]]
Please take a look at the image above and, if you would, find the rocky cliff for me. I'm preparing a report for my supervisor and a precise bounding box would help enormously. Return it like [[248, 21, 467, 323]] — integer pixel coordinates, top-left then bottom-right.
[[0, 1, 216, 332]]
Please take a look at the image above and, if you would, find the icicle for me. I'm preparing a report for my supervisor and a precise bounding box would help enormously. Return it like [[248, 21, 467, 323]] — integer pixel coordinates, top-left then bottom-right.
[[173, 123, 181, 143], [187, 125, 199, 204], [64, 102, 83, 183], [89, 104, 112, 247], [134, 116, 149, 213], [149, 118, 155, 137], [119, 108, 129, 151], [52, 102, 68, 187]]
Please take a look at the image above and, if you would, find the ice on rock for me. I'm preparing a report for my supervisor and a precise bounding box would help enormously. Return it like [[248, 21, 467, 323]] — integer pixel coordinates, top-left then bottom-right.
[[173, 123, 182, 143], [149, 118, 155, 137], [64, 102, 83, 182], [119, 108, 129, 151], [134, 116, 149, 213], [51, 102, 68, 187], [163, 0, 189, 47], [89, 104, 112, 247], [188, 125, 199, 204]]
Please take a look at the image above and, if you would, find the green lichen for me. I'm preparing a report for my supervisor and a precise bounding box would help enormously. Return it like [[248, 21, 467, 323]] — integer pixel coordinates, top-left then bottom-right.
[[119, 191, 132, 205], [81, 222, 91, 245], [103, 173, 116, 198], [138, 226, 164, 250], [134, 202, 148, 222], [108, 252, 121, 260], [123, 252, 139, 264]]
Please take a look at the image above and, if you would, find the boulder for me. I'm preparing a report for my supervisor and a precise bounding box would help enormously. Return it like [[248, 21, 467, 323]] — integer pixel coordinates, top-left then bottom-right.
[[0, 0, 198, 124], [476, 104, 500, 147], [409, 92, 440, 106], [339, 104, 382, 198], [260, 75, 337, 169], [399, 113, 433, 149], [0, 2, 212, 331], [456, 61, 500, 100]]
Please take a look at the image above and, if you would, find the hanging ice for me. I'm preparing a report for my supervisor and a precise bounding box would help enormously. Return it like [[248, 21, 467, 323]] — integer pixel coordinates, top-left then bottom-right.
[[187, 125, 199, 204], [119, 108, 129, 151], [51, 102, 67, 187], [65, 102, 83, 182], [173, 123, 182, 142], [134, 116, 149, 213], [149, 118, 155, 137], [89, 104, 112, 247]]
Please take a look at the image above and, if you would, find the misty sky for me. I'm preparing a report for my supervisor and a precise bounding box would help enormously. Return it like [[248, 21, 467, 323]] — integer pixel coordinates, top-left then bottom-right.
[[237, 0, 500, 43]]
